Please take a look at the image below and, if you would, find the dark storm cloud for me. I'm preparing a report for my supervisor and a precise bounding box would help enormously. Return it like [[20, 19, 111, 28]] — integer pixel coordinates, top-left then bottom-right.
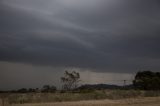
[[1, 0, 160, 73]]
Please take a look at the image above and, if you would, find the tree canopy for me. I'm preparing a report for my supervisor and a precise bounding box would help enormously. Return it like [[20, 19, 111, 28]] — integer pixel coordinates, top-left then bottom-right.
[[61, 71, 80, 91], [133, 71, 160, 90]]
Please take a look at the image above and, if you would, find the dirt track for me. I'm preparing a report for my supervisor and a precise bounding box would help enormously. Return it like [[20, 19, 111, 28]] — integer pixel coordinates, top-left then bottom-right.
[[7, 97, 160, 106]]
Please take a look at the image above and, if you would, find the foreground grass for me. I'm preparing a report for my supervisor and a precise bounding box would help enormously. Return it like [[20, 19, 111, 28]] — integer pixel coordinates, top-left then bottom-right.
[[1, 90, 160, 104], [10, 97, 160, 106]]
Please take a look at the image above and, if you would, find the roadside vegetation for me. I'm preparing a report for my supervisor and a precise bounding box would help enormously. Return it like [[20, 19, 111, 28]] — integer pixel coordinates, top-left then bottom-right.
[[1, 90, 160, 104], [1, 70, 160, 105]]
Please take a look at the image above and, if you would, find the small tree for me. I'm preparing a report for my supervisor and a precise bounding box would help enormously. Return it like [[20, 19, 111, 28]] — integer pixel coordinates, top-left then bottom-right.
[[17, 88, 28, 93], [41, 85, 56, 93], [61, 71, 80, 91]]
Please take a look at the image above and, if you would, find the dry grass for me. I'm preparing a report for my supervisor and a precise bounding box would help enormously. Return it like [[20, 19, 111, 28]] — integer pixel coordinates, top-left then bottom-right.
[[3, 90, 160, 104], [9, 97, 160, 106], [1, 90, 160, 106]]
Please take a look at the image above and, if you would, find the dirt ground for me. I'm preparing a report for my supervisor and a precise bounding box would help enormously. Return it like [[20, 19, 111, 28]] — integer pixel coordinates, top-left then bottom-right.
[[4, 97, 160, 106]]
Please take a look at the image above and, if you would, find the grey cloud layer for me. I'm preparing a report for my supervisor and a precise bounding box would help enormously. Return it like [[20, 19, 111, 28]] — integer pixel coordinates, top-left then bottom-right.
[[1, 0, 160, 73], [0, 61, 134, 90]]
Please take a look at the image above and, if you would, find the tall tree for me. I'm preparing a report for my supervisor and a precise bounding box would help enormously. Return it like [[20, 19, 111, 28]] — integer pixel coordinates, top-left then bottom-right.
[[61, 71, 80, 91]]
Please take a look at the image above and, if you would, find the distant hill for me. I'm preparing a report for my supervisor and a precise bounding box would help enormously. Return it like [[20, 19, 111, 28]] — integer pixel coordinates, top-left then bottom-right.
[[78, 84, 134, 90]]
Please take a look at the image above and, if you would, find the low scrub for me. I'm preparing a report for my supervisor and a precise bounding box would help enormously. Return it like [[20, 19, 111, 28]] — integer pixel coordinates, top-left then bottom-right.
[[1, 90, 160, 104]]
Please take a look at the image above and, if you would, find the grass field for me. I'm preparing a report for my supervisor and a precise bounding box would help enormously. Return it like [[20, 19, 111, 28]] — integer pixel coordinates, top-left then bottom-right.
[[1, 90, 160, 106], [5, 97, 160, 106]]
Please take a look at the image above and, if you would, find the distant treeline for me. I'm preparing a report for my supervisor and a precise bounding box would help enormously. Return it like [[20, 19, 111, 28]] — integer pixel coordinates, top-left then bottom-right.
[[0, 84, 132, 93], [1, 70, 160, 93], [0, 85, 57, 93]]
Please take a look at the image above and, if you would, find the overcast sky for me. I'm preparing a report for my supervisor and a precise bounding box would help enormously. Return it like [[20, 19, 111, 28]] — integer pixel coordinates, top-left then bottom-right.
[[0, 0, 160, 90]]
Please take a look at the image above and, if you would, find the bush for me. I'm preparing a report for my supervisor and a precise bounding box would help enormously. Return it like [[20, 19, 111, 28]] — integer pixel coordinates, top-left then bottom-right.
[[41, 85, 57, 93]]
